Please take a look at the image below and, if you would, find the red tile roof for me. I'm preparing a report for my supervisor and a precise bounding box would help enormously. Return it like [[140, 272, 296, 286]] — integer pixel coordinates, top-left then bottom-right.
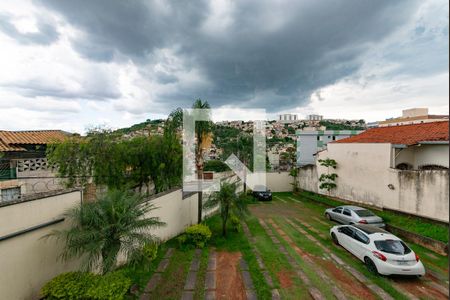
[[0, 130, 69, 152], [335, 121, 449, 145]]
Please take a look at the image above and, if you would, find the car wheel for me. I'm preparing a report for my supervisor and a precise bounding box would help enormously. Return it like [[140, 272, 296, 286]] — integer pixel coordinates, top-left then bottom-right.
[[325, 213, 332, 221], [331, 233, 339, 245], [364, 257, 379, 275]]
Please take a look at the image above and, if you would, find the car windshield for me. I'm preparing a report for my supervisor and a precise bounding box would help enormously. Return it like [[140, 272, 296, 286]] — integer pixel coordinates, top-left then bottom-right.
[[374, 240, 411, 255], [354, 209, 375, 217]]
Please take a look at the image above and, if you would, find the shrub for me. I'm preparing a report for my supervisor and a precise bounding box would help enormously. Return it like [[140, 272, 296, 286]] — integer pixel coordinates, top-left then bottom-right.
[[180, 224, 212, 248], [129, 242, 158, 270], [85, 271, 132, 300], [230, 215, 241, 232], [41, 272, 96, 299], [41, 271, 132, 300], [203, 160, 230, 172]]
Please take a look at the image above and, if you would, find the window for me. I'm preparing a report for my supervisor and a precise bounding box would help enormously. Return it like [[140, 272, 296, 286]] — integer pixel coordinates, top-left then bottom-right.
[[354, 209, 375, 217], [343, 209, 351, 216], [316, 136, 320, 141], [332, 207, 343, 213], [332, 136, 336, 141], [1, 187, 21, 202], [339, 226, 354, 237], [353, 230, 369, 244], [374, 240, 411, 255]]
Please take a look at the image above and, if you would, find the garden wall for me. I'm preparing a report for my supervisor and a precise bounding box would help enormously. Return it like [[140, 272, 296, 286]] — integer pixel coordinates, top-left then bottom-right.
[[297, 150, 449, 222], [0, 189, 82, 300], [266, 172, 293, 192]]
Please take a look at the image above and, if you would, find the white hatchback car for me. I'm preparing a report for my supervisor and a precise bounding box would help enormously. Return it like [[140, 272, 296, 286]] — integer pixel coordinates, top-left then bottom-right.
[[330, 224, 425, 276]]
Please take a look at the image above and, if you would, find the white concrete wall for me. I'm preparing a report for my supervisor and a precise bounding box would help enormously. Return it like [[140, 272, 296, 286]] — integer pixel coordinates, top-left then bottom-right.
[[0, 190, 82, 300], [144, 189, 199, 241], [415, 144, 449, 168], [298, 143, 449, 222], [266, 172, 293, 192]]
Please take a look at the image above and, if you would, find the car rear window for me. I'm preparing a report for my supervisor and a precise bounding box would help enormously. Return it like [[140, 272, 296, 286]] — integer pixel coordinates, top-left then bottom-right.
[[354, 209, 375, 217], [374, 240, 411, 255]]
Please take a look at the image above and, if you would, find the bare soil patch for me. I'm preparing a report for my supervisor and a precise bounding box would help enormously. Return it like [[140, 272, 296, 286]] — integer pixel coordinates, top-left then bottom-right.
[[393, 277, 449, 300], [216, 251, 246, 300], [277, 270, 294, 288], [315, 257, 376, 300]]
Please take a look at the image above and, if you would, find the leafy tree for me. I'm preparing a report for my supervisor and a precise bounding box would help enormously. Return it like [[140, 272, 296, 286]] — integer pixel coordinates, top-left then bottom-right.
[[47, 128, 182, 195], [289, 167, 300, 192], [318, 158, 338, 194], [204, 160, 231, 172], [45, 189, 164, 274], [203, 182, 247, 236], [280, 146, 296, 170], [191, 100, 213, 223]]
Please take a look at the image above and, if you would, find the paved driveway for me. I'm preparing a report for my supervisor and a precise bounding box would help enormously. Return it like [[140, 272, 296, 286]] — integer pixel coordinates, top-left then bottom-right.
[[245, 193, 449, 300]]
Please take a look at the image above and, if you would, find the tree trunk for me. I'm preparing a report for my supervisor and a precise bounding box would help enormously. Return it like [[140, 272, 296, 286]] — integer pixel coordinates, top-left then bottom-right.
[[197, 192, 203, 224], [222, 216, 227, 236]]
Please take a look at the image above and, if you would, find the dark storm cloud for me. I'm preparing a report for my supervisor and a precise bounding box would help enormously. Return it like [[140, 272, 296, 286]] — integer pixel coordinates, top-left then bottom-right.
[[36, 0, 422, 111], [0, 13, 59, 45]]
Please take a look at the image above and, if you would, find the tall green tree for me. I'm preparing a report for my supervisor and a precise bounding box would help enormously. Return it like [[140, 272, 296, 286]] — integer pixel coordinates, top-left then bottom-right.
[[47, 128, 182, 194], [203, 182, 247, 236], [46, 189, 165, 274], [191, 99, 213, 224], [318, 158, 338, 195]]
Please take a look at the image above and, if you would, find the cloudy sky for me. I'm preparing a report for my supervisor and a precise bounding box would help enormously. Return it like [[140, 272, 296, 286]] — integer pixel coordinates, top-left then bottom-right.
[[0, 0, 448, 133]]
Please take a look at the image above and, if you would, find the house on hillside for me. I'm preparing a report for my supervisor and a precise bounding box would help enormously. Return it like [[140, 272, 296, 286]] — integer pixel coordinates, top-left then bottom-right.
[[304, 121, 449, 222], [0, 130, 69, 202]]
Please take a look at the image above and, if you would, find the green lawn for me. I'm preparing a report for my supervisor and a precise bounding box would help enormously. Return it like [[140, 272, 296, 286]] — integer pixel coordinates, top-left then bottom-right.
[[297, 191, 449, 243]]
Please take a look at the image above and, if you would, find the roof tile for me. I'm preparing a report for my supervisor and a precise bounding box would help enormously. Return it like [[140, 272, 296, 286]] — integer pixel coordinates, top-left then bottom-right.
[[335, 121, 449, 145]]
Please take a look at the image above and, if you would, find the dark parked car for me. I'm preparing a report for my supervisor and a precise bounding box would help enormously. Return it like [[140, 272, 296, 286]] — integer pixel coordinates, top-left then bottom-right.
[[252, 185, 272, 201]]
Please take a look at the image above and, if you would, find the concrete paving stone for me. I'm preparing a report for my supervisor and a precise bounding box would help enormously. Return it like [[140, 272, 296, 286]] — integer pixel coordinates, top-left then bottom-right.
[[367, 284, 394, 300], [309, 287, 325, 300], [262, 271, 273, 287], [190, 257, 201, 271], [180, 291, 194, 300], [256, 256, 265, 269], [164, 247, 175, 258], [241, 271, 254, 290], [245, 290, 258, 300], [144, 273, 162, 293], [184, 271, 197, 291], [239, 258, 249, 270], [344, 266, 367, 283], [330, 286, 348, 300], [270, 236, 280, 244], [296, 270, 311, 285], [205, 271, 216, 290], [207, 256, 217, 271], [205, 291, 216, 300], [278, 245, 288, 254], [428, 281, 450, 296], [329, 253, 345, 265], [156, 258, 170, 273], [271, 289, 281, 300], [391, 283, 420, 300]]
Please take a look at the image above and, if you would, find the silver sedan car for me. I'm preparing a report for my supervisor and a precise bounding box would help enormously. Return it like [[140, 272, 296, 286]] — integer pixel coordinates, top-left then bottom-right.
[[325, 205, 385, 227]]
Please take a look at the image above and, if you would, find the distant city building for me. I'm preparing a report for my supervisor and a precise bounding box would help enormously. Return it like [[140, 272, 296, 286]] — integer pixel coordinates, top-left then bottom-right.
[[367, 121, 379, 128], [278, 114, 298, 123], [378, 108, 448, 127], [307, 114, 323, 121], [296, 129, 363, 166]]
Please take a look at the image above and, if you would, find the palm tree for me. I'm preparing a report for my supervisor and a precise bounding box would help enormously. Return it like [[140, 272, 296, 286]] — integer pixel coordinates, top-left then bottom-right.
[[192, 99, 212, 223], [203, 182, 248, 236], [46, 189, 165, 274]]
